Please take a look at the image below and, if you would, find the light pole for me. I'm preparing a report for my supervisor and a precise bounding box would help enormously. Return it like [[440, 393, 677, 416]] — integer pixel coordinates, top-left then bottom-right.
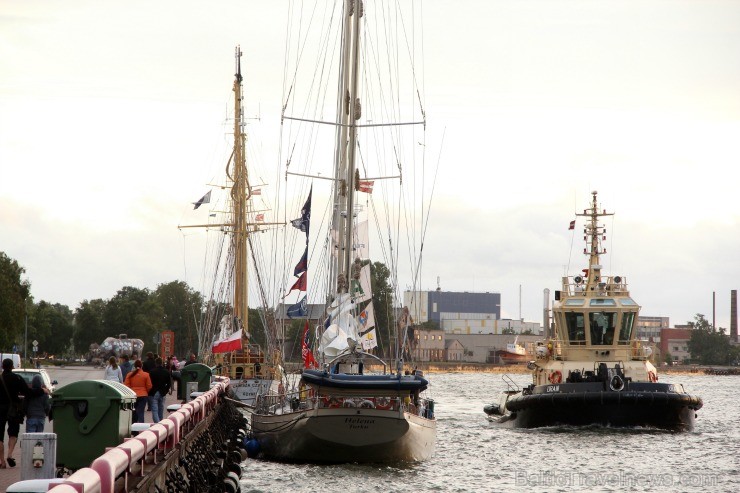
[[24, 298, 28, 366]]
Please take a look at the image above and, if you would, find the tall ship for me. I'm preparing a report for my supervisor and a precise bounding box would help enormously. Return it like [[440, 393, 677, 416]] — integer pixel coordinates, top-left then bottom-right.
[[485, 191, 703, 430], [180, 47, 280, 405], [248, 0, 436, 463]]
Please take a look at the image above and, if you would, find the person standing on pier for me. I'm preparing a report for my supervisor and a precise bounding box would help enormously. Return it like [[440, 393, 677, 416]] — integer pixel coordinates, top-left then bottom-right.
[[148, 358, 171, 423], [142, 352, 156, 373], [0, 358, 49, 468], [124, 359, 152, 423], [120, 354, 133, 382], [24, 375, 51, 433], [104, 356, 123, 383]]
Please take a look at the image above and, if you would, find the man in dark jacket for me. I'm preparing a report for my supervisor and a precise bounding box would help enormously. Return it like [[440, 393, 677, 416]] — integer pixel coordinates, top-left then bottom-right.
[[120, 354, 133, 382], [0, 358, 48, 468], [142, 352, 156, 373], [148, 358, 172, 423]]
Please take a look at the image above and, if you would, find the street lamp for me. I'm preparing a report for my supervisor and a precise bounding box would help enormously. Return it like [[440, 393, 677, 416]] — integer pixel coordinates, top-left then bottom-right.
[[24, 298, 28, 366]]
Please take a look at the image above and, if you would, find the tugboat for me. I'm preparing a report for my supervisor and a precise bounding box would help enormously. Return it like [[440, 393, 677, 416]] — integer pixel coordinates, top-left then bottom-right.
[[484, 191, 703, 430]]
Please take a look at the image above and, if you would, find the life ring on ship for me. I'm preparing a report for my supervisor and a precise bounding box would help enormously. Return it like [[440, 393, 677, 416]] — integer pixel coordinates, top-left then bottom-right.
[[549, 370, 562, 384], [359, 399, 375, 409], [609, 375, 624, 392], [327, 397, 342, 408], [648, 371, 658, 383], [376, 397, 392, 410], [342, 398, 357, 408]]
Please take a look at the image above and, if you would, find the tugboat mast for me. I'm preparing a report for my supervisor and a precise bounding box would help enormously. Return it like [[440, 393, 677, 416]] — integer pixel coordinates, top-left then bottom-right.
[[575, 190, 613, 293]]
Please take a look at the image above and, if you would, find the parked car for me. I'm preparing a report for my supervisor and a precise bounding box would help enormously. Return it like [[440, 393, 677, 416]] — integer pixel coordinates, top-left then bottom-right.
[[14, 368, 57, 392]]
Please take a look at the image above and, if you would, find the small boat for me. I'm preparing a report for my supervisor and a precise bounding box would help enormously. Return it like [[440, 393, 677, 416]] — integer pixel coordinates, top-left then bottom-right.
[[248, 0, 436, 463], [498, 338, 528, 365], [485, 191, 703, 430]]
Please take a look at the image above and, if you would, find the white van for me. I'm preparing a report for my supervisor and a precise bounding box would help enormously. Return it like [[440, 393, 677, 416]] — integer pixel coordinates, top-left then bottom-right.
[[0, 353, 23, 369]]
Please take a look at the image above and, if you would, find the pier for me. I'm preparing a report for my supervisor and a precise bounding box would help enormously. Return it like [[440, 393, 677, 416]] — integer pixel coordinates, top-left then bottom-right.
[[1, 365, 245, 493]]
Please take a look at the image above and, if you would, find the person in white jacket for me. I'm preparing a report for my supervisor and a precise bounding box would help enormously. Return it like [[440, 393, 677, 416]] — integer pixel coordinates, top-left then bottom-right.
[[104, 356, 123, 383]]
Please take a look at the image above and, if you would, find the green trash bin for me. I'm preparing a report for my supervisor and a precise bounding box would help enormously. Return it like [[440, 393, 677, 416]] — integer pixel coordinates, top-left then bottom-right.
[[177, 363, 213, 400], [51, 379, 136, 470]]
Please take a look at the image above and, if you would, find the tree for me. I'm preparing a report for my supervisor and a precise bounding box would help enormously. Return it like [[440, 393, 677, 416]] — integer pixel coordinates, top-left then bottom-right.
[[30, 301, 74, 356], [664, 351, 674, 365], [686, 313, 733, 365], [369, 261, 393, 359], [74, 299, 108, 355], [104, 286, 164, 348], [0, 252, 31, 351], [155, 281, 203, 358]]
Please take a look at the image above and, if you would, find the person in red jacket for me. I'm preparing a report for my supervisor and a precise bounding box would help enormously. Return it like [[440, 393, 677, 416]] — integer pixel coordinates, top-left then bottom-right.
[[124, 359, 152, 423]]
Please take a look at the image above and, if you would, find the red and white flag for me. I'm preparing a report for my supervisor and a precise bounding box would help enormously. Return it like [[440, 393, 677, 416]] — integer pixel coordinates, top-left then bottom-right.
[[568, 220, 576, 230], [211, 329, 242, 354], [255, 213, 265, 222], [358, 180, 374, 193], [251, 188, 262, 196]]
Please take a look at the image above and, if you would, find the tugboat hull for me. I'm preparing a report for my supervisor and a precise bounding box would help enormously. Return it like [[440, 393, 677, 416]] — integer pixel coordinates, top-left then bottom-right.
[[487, 386, 703, 431]]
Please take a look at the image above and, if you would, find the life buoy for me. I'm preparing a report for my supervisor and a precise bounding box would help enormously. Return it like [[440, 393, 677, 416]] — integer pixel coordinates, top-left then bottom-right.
[[359, 399, 375, 409], [648, 371, 658, 383], [609, 375, 624, 392], [549, 370, 562, 384], [376, 397, 392, 410], [342, 398, 357, 408]]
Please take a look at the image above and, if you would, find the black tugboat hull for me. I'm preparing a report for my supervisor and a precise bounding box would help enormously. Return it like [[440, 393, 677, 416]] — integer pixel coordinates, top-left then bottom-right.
[[488, 389, 702, 431]]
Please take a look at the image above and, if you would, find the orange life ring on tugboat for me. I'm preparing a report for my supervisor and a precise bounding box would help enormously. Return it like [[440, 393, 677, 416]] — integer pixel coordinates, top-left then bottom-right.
[[648, 371, 658, 383], [375, 397, 392, 410], [549, 370, 562, 384]]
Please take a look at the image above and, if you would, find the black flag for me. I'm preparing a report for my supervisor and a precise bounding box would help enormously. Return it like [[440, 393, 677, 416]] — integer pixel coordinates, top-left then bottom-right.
[[291, 187, 312, 235]]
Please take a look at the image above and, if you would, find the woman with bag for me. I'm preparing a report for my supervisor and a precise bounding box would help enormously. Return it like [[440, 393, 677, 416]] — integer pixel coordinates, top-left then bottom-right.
[[0, 357, 48, 468]]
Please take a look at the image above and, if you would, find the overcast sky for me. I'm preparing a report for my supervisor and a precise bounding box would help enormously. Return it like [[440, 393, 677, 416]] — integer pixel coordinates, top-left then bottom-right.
[[2, 0, 739, 330]]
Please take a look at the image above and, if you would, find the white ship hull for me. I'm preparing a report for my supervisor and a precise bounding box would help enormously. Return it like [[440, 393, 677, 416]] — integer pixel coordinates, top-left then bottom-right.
[[229, 377, 273, 406]]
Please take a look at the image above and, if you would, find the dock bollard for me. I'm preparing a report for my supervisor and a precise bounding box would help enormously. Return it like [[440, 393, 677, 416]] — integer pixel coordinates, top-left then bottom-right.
[[20, 432, 57, 480]]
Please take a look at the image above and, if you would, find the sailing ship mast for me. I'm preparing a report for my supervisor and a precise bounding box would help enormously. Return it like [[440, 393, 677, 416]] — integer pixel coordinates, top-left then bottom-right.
[[332, 0, 363, 297], [231, 45, 249, 328]]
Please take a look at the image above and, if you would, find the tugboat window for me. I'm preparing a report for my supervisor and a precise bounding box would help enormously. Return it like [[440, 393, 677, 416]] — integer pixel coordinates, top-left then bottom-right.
[[589, 299, 616, 306], [565, 312, 586, 343], [589, 312, 617, 345], [619, 312, 635, 344]]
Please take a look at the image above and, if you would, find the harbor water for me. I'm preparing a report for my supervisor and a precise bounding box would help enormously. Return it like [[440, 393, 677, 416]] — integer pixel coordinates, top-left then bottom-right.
[[239, 372, 738, 493]]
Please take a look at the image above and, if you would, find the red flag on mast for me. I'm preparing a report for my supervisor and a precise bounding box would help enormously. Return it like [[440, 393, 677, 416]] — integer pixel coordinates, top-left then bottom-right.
[[302, 321, 319, 369]]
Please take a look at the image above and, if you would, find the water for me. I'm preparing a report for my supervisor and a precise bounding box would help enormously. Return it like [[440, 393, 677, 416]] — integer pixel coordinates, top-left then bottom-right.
[[239, 372, 739, 492]]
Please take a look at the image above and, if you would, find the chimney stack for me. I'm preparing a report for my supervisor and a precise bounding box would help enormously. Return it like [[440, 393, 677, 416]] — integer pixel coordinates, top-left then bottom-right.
[[731, 289, 738, 343]]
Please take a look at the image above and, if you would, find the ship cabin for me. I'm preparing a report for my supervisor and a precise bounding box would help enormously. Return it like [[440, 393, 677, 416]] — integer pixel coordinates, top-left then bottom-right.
[[549, 265, 651, 363]]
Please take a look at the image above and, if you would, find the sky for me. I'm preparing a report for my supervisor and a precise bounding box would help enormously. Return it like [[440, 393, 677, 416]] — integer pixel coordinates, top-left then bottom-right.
[[2, 0, 739, 330]]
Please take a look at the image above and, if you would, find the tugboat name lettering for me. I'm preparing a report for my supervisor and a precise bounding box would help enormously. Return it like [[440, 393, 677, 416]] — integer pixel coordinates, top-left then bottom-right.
[[345, 417, 375, 430], [546, 385, 560, 393]]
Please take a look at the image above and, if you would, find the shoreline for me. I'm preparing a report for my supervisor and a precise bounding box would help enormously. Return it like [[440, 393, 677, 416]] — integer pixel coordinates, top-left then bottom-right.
[[408, 362, 740, 376]]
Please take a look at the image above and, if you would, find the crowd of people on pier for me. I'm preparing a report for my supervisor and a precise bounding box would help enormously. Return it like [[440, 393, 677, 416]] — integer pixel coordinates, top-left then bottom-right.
[[104, 352, 199, 423]]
